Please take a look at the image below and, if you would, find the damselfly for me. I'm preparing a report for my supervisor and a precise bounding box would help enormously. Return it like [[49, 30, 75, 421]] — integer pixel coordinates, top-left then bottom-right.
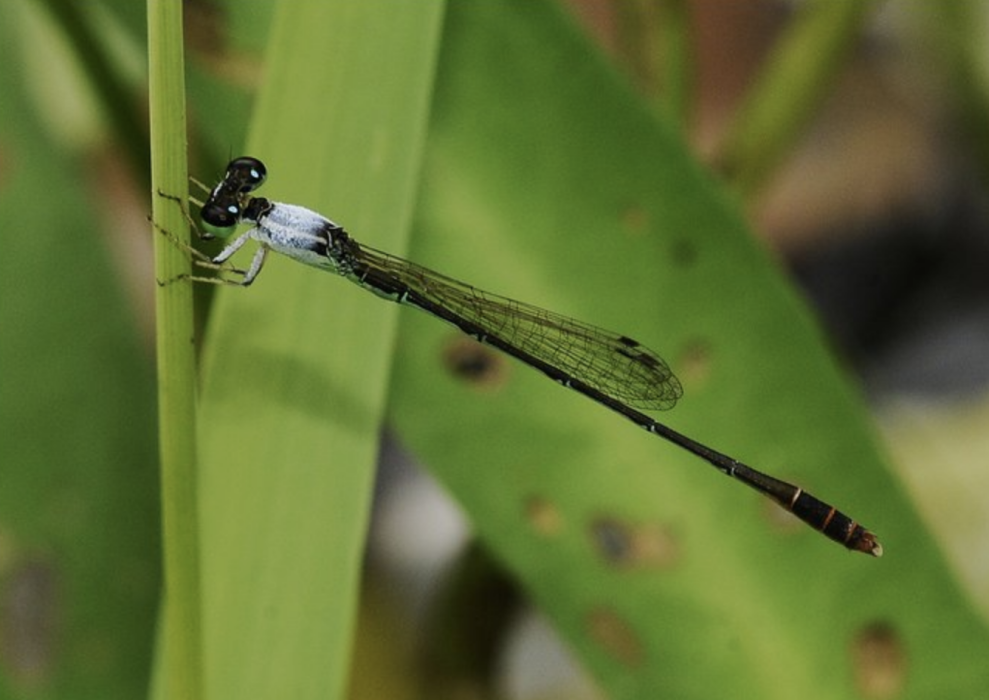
[[181, 156, 881, 557]]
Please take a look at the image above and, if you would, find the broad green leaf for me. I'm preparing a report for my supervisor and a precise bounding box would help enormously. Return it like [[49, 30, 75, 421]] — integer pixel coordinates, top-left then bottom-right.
[[381, 2, 988, 699]]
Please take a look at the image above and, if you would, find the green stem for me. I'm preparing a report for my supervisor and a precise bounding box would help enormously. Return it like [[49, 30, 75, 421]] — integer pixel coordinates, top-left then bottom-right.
[[717, 0, 875, 201], [147, 0, 202, 698]]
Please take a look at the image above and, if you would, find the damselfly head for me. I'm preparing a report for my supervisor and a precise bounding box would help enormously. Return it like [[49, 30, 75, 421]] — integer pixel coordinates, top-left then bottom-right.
[[199, 157, 269, 237]]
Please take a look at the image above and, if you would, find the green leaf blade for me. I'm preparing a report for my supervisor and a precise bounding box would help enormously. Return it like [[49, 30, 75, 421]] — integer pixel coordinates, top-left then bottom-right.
[[384, 2, 989, 698], [195, 3, 445, 700]]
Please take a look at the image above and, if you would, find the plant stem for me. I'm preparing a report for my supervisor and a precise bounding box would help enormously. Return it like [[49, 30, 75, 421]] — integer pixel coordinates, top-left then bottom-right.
[[148, 0, 202, 697]]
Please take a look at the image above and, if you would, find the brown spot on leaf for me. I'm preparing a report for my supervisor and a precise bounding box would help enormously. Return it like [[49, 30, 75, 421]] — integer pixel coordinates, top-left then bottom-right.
[[524, 496, 564, 537], [589, 516, 680, 570], [852, 622, 906, 699], [586, 606, 643, 668], [443, 337, 508, 389]]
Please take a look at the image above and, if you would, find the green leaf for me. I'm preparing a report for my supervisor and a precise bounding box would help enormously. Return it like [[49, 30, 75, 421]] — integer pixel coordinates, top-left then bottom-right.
[[194, 3, 444, 699]]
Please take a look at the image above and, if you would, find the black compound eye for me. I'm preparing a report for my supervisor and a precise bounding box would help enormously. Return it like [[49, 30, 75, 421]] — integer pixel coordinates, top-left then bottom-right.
[[226, 157, 267, 192], [201, 201, 240, 228]]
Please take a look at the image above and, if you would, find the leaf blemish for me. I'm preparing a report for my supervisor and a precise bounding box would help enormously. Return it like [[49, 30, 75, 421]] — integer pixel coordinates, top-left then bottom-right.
[[586, 606, 644, 668], [524, 495, 564, 537], [589, 515, 679, 570]]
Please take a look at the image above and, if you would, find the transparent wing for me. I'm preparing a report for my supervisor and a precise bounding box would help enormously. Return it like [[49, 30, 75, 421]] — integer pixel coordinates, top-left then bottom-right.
[[359, 245, 682, 411]]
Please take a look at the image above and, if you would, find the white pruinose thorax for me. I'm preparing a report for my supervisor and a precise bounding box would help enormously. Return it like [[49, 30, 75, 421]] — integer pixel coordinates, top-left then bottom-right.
[[254, 201, 350, 274]]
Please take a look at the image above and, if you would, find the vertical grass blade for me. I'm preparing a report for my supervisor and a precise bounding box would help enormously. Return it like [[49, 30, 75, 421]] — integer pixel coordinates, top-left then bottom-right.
[[147, 0, 201, 698], [195, 4, 445, 699]]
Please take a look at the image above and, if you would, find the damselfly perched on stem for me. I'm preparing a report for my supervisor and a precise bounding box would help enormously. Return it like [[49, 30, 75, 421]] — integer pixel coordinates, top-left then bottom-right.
[[172, 156, 882, 557]]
